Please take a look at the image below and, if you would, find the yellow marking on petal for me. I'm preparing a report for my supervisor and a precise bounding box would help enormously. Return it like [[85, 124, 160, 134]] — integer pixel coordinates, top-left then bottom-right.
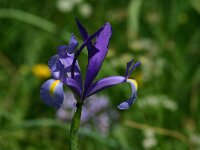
[[50, 80, 60, 95], [128, 79, 138, 90]]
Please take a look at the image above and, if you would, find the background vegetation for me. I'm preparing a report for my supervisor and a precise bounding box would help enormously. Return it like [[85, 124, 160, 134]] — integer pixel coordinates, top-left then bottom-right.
[[0, 0, 200, 149]]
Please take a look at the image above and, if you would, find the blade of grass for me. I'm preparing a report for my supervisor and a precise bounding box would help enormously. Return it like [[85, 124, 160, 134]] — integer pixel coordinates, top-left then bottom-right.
[[124, 120, 191, 145], [1, 118, 123, 149]]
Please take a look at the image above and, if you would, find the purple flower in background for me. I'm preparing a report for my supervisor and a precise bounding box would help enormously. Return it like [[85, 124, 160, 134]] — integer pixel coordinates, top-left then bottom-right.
[[56, 92, 118, 135], [40, 19, 140, 110]]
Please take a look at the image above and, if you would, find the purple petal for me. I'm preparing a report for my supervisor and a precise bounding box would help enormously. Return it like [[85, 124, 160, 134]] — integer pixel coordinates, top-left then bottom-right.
[[86, 77, 138, 110], [125, 59, 134, 77], [68, 34, 78, 54], [85, 76, 125, 98], [117, 94, 137, 110], [57, 47, 73, 69], [48, 55, 66, 81], [48, 55, 59, 72], [76, 19, 104, 49], [57, 46, 83, 87], [128, 62, 141, 76], [71, 21, 104, 78], [57, 46, 68, 58], [84, 23, 112, 91], [64, 77, 82, 98], [40, 79, 64, 109], [117, 79, 138, 110], [76, 19, 89, 41], [125, 60, 141, 78]]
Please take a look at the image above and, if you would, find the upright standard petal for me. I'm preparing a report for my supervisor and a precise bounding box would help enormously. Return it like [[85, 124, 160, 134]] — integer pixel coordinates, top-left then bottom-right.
[[76, 19, 89, 41], [57, 46, 74, 69], [125, 60, 141, 78], [40, 79, 64, 109], [125, 59, 134, 77], [71, 20, 104, 78], [68, 34, 78, 54], [48, 55, 65, 81], [84, 23, 112, 91], [128, 62, 141, 77], [57, 46, 83, 87], [48, 55, 59, 72], [75, 19, 103, 53]]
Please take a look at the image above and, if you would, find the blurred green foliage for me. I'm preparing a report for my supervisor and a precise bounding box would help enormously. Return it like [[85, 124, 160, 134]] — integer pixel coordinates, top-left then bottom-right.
[[0, 0, 200, 149]]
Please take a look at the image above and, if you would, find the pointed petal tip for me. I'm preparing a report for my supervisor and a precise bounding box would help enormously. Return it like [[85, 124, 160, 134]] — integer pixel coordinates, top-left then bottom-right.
[[126, 61, 141, 77], [105, 22, 112, 27], [128, 59, 134, 64], [117, 94, 137, 110], [104, 22, 112, 34], [75, 19, 89, 41], [117, 102, 130, 110], [136, 61, 141, 66], [68, 33, 78, 54]]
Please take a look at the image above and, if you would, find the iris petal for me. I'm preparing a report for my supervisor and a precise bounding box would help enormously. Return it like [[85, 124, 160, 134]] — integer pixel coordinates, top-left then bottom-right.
[[76, 19, 89, 41], [65, 77, 82, 98], [71, 21, 104, 79], [84, 23, 112, 91], [117, 94, 137, 110], [56, 46, 83, 88], [68, 34, 78, 54], [125, 59, 141, 78], [57, 47, 73, 69], [48, 55, 63, 80], [125, 59, 134, 77], [86, 76, 138, 110], [48, 55, 59, 72], [86, 76, 125, 98], [40, 79, 64, 109], [129, 62, 141, 76], [117, 79, 138, 110]]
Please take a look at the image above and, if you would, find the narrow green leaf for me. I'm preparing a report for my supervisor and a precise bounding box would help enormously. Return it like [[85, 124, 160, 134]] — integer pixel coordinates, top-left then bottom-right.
[[127, 0, 143, 40]]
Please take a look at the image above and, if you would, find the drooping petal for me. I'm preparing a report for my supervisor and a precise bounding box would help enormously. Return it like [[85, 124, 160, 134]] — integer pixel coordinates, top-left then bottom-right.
[[64, 77, 82, 98], [86, 76, 138, 110], [85, 76, 125, 98], [84, 23, 112, 91], [117, 79, 138, 110], [40, 79, 64, 109], [117, 94, 137, 110]]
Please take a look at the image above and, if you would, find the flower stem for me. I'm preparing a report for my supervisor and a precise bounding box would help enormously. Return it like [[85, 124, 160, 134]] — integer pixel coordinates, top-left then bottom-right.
[[70, 103, 82, 150]]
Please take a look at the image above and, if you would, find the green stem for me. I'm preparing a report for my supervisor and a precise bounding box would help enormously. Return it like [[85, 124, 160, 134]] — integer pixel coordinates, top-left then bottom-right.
[[70, 103, 83, 150]]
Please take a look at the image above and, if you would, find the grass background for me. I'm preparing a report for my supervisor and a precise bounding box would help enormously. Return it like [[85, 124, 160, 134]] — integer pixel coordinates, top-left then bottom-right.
[[0, 0, 200, 149]]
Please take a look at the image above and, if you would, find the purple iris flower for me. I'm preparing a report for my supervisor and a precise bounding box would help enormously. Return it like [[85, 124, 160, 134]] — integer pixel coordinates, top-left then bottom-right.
[[40, 20, 141, 110]]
